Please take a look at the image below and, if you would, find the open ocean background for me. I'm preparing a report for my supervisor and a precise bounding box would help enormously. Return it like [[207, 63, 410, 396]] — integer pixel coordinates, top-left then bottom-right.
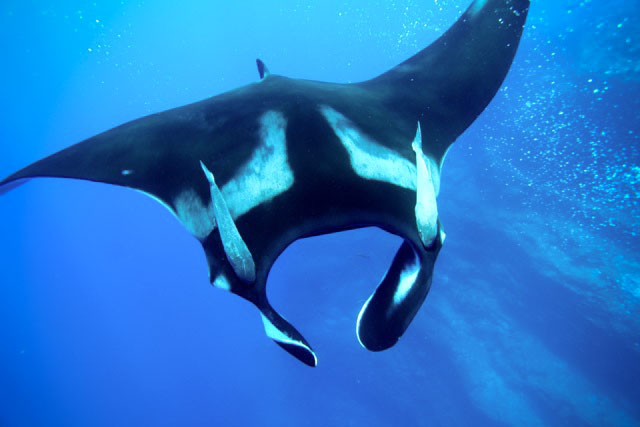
[[1, 1, 638, 425]]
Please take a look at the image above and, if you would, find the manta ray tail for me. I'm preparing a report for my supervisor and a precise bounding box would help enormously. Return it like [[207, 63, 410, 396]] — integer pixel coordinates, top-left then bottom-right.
[[356, 230, 443, 351]]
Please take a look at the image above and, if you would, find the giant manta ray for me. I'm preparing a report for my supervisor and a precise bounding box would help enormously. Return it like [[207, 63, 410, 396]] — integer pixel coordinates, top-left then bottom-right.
[[1, 0, 529, 366]]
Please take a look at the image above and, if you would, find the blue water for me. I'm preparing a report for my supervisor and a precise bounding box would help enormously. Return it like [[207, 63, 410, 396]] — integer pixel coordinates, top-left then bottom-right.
[[1, 1, 638, 426]]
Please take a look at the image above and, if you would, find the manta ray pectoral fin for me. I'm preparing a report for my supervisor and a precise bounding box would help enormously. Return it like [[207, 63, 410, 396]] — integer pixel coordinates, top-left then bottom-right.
[[356, 235, 441, 351], [259, 300, 317, 367], [256, 58, 270, 80], [200, 161, 256, 284], [412, 122, 440, 248]]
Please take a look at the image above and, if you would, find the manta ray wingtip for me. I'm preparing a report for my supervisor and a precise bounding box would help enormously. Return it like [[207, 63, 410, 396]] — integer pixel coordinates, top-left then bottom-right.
[[0, 178, 30, 196]]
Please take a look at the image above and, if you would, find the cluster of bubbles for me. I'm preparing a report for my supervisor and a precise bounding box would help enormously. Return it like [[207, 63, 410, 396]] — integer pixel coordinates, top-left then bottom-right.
[[34, 3, 140, 67], [471, 0, 640, 328], [481, 2, 639, 244], [308, 0, 465, 60]]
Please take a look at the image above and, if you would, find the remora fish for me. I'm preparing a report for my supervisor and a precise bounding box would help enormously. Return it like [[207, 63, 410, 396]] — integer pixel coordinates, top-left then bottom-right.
[[0, 0, 529, 366]]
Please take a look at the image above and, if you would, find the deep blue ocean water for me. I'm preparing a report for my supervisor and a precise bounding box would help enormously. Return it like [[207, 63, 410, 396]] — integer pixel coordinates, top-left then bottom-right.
[[1, 1, 638, 426]]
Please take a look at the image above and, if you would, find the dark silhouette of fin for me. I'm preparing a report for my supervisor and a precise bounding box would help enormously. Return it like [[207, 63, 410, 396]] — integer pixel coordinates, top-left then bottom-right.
[[0, 178, 30, 195], [258, 299, 317, 367], [357, 235, 442, 351], [360, 0, 529, 161], [256, 58, 270, 80]]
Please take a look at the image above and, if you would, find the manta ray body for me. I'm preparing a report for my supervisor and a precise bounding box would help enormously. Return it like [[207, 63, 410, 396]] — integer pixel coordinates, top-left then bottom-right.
[[1, 0, 529, 366]]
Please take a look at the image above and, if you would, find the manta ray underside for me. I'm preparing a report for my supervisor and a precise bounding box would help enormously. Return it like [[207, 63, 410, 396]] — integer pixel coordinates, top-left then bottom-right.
[[0, 0, 529, 366]]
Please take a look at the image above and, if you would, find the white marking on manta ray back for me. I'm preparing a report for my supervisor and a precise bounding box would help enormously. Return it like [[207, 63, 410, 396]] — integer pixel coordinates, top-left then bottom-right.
[[136, 189, 215, 241], [320, 105, 417, 191], [213, 274, 231, 291], [174, 189, 216, 240], [156, 110, 293, 242], [136, 188, 216, 241], [222, 110, 294, 219]]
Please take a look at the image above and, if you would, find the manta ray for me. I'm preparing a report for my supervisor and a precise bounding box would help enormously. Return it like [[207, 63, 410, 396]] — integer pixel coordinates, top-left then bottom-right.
[[1, 0, 529, 366]]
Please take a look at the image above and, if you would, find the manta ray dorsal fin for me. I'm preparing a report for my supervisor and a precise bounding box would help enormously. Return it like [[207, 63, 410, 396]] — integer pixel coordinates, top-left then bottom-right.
[[411, 122, 439, 247], [256, 58, 270, 80], [200, 161, 256, 283]]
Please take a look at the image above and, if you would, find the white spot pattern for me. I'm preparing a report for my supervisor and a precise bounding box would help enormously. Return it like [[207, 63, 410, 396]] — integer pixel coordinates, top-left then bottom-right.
[[222, 110, 294, 219], [158, 110, 293, 242], [320, 105, 417, 191], [174, 189, 215, 240], [213, 274, 231, 291], [321, 105, 442, 247]]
